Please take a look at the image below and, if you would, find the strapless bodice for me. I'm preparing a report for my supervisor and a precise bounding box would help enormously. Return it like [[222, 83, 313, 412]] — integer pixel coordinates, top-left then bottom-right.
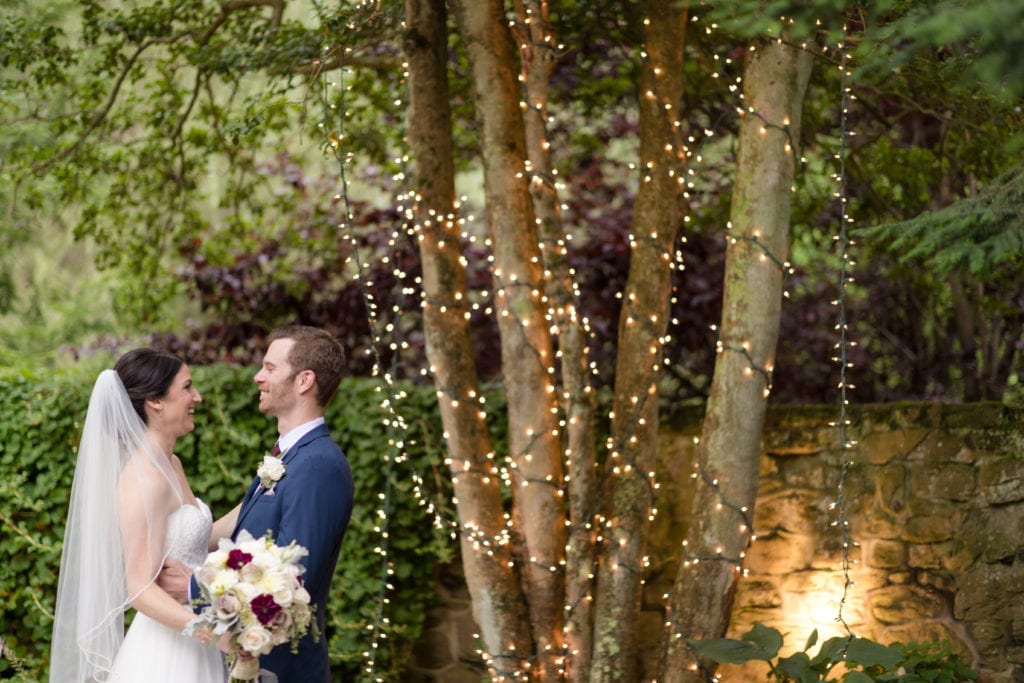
[[165, 499, 212, 568]]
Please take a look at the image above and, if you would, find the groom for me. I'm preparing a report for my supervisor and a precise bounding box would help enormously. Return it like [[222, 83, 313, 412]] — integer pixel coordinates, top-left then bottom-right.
[[163, 325, 355, 681]]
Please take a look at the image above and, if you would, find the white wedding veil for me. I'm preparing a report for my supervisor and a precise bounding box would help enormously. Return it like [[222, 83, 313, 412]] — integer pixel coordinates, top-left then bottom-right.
[[50, 369, 185, 682]]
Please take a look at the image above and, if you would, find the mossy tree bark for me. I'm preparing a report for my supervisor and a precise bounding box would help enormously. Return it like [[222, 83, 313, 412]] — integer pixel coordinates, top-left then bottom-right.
[[404, 0, 533, 676], [450, 0, 567, 677], [659, 39, 813, 682], [590, 1, 687, 681], [511, 1, 599, 680]]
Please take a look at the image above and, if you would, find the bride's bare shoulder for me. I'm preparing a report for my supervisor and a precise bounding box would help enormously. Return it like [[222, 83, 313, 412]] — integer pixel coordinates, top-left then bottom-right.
[[117, 452, 179, 512]]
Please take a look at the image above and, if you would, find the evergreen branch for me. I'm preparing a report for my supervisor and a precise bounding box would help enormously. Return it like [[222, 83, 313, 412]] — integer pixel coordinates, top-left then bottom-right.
[[860, 161, 1024, 276]]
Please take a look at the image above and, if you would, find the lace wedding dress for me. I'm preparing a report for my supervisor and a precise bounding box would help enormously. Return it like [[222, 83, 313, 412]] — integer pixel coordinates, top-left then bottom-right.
[[108, 500, 226, 682]]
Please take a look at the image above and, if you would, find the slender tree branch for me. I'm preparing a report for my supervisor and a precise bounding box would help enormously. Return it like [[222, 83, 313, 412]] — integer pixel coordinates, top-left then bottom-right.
[[30, 40, 151, 175], [200, 0, 284, 44], [171, 69, 204, 148], [31, 1, 284, 177], [292, 46, 403, 74]]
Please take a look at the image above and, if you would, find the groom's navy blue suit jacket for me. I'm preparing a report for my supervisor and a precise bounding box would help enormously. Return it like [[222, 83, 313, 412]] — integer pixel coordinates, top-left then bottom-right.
[[234, 424, 354, 682]]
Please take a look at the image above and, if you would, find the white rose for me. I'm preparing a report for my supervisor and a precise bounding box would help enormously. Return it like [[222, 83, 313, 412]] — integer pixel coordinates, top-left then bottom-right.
[[249, 547, 278, 571], [238, 561, 263, 584], [256, 456, 286, 490], [238, 625, 274, 656], [267, 610, 292, 642], [270, 583, 295, 608], [279, 564, 303, 586], [233, 581, 259, 603]]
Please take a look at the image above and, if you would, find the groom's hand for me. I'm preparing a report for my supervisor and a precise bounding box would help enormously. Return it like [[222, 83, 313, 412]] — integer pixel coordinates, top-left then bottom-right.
[[158, 558, 193, 604]]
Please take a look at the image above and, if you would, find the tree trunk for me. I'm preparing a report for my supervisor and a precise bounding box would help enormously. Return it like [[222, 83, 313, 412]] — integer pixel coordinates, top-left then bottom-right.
[[512, 1, 599, 680], [450, 0, 567, 677], [659, 40, 813, 682], [591, 1, 687, 681], [403, 0, 534, 677], [948, 276, 982, 401]]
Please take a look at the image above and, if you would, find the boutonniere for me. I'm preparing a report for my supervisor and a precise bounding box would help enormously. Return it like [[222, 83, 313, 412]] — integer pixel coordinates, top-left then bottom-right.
[[257, 454, 286, 494]]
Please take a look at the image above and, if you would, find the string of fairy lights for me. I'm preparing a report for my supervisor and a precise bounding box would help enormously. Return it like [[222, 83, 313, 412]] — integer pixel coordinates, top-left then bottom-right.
[[322, 5, 763, 679], [669, 17, 774, 587], [309, 2, 861, 681], [509, 5, 717, 676], [827, 25, 860, 636], [318, 51, 402, 678], [649, 13, 864, 679], [510, 4, 601, 677], [310, 3, 458, 679]]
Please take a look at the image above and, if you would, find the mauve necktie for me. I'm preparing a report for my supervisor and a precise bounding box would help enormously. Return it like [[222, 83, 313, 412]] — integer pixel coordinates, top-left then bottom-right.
[[270, 441, 281, 457]]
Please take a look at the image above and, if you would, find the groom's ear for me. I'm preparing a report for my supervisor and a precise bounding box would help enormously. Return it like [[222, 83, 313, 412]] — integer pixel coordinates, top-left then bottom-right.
[[296, 369, 317, 396]]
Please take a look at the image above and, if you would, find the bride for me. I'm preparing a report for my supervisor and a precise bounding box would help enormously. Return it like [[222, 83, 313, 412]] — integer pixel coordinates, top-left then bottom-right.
[[50, 349, 238, 682]]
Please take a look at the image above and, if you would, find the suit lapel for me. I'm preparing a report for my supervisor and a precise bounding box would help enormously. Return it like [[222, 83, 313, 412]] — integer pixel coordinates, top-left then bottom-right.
[[280, 423, 328, 468], [235, 424, 330, 530], [236, 478, 263, 531]]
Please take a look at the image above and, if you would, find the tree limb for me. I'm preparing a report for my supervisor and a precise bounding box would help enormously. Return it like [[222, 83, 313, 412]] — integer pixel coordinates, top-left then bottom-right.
[[30, 40, 152, 175], [30, 1, 284, 177], [291, 45, 403, 74]]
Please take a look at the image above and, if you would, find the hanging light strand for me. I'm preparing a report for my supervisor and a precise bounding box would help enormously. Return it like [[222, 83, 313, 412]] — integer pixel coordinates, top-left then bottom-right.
[[828, 23, 860, 637], [315, 9, 451, 675]]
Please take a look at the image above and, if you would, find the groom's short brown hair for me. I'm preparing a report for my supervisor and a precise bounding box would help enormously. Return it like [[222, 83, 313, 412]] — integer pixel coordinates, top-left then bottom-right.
[[269, 325, 346, 407]]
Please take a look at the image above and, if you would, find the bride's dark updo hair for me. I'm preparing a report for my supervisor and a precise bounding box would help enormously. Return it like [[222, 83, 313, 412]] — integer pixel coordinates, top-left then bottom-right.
[[114, 348, 184, 425]]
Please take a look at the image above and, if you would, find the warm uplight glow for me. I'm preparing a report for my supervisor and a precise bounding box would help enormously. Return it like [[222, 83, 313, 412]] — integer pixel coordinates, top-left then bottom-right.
[[772, 580, 856, 649]]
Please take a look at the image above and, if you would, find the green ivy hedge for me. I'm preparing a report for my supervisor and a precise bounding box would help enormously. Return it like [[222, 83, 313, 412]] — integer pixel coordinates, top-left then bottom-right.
[[0, 365, 466, 682]]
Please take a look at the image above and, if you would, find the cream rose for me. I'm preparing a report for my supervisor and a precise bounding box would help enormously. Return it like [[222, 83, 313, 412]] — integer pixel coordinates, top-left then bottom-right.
[[238, 624, 274, 656]]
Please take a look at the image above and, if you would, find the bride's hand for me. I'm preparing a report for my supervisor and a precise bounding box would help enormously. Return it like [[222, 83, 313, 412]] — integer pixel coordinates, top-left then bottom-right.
[[190, 625, 215, 647]]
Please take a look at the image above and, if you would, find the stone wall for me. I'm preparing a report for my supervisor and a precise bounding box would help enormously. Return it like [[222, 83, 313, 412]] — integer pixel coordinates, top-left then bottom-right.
[[406, 402, 1024, 682]]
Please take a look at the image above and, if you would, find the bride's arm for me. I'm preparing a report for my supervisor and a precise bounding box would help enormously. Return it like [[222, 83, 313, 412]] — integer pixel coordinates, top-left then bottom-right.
[[209, 502, 241, 550], [126, 576, 207, 636], [118, 460, 210, 640]]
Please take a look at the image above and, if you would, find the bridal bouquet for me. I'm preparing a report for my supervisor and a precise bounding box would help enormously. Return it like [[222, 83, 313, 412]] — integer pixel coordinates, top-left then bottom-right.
[[186, 530, 316, 681]]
